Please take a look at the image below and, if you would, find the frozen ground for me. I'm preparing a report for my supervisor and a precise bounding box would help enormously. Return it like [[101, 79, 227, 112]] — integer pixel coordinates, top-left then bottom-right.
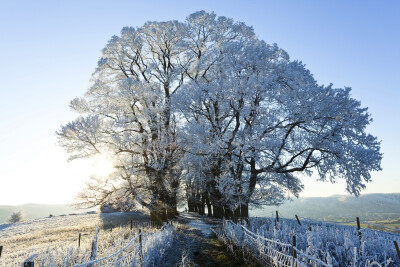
[[0, 211, 252, 266], [0, 211, 149, 266]]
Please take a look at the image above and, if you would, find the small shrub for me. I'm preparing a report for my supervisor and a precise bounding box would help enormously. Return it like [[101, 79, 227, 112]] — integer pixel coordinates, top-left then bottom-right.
[[8, 210, 24, 223]]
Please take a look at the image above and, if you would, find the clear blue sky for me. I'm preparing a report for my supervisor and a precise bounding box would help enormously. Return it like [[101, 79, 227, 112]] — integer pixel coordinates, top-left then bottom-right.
[[0, 0, 399, 205]]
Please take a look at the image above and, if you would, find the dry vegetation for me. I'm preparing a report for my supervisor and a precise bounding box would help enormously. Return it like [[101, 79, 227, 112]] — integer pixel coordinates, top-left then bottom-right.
[[0, 211, 170, 266]]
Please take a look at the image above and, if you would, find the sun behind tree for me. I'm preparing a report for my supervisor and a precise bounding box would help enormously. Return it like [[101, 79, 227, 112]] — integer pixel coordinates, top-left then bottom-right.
[[57, 11, 381, 223]]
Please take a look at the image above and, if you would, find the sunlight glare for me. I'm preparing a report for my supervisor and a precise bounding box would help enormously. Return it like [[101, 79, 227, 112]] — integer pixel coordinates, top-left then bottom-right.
[[91, 155, 115, 177]]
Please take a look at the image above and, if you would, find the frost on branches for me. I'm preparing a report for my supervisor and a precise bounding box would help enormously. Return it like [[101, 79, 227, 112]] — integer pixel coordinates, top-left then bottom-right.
[[57, 11, 381, 222]]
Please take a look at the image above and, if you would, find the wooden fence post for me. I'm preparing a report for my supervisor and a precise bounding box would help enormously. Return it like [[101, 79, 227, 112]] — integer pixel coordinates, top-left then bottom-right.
[[394, 240, 400, 262], [78, 233, 81, 247], [356, 217, 362, 241], [88, 226, 98, 267], [0, 245, 2, 257], [295, 215, 301, 226], [139, 229, 143, 263], [276, 211, 279, 222], [23, 254, 38, 266], [292, 235, 297, 267], [87, 241, 96, 267]]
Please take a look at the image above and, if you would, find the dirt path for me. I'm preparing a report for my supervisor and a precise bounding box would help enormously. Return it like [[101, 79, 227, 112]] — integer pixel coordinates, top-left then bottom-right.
[[161, 212, 260, 267]]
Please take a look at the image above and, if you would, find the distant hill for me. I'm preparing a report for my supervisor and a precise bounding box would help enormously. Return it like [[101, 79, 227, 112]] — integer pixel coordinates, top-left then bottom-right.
[[251, 193, 400, 221], [2, 193, 399, 224], [0, 203, 93, 224]]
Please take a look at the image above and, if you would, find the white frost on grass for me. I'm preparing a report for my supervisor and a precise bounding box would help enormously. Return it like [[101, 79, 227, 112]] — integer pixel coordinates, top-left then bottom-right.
[[0, 211, 150, 267]]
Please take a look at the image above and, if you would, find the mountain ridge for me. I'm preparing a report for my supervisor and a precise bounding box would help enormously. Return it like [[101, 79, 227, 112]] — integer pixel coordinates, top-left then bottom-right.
[[251, 193, 400, 221]]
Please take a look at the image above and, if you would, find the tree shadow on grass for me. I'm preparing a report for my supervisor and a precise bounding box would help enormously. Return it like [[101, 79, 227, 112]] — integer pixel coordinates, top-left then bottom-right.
[[99, 210, 150, 231], [0, 223, 12, 231]]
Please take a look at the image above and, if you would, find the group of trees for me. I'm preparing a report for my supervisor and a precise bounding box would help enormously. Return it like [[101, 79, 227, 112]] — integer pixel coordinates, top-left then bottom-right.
[[57, 11, 382, 223]]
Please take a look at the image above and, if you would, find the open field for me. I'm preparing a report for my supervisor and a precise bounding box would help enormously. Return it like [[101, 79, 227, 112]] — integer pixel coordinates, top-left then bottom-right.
[[2, 210, 400, 266], [343, 218, 400, 234], [0, 211, 168, 266]]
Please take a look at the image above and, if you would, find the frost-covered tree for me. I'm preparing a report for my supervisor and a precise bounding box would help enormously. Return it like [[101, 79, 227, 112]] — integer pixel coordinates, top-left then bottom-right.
[[58, 11, 381, 221], [176, 35, 299, 217], [248, 61, 382, 195], [8, 210, 24, 223], [58, 21, 185, 222], [176, 14, 382, 218], [58, 11, 257, 222]]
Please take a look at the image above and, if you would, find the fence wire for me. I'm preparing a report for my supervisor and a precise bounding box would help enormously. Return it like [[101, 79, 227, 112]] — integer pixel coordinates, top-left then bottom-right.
[[72, 222, 170, 267], [221, 220, 331, 267], [1, 221, 171, 267], [73, 232, 143, 267]]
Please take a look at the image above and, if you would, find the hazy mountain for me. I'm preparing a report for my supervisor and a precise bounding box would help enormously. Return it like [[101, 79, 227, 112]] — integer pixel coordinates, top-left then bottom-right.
[[250, 193, 400, 221], [0, 203, 93, 224]]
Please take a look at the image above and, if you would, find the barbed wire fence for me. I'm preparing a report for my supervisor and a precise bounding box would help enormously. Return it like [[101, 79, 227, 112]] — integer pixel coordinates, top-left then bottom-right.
[[216, 213, 400, 267], [218, 219, 332, 267], [0, 220, 172, 267], [70, 222, 172, 267]]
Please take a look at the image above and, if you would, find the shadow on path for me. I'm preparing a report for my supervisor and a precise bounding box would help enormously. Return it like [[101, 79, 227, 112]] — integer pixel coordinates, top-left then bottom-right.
[[163, 212, 261, 267]]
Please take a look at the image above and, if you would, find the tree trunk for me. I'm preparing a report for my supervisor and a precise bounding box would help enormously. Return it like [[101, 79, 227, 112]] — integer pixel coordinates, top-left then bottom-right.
[[224, 206, 233, 219], [207, 204, 213, 217], [166, 206, 178, 220], [159, 208, 167, 222], [148, 170, 169, 224], [199, 193, 206, 215], [150, 210, 159, 224], [150, 206, 167, 226], [205, 195, 212, 217], [241, 203, 249, 218], [198, 205, 203, 215], [187, 198, 194, 212], [213, 204, 223, 218], [234, 206, 241, 222]]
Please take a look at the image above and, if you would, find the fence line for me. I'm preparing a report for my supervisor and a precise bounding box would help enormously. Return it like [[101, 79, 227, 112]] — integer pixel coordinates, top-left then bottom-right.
[[1, 220, 159, 254], [227, 220, 292, 248], [293, 247, 332, 267], [297, 216, 400, 236], [73, 232, 143, 267], [223, 219, 332, 267], [73, 222, 170, 267], [1, 220, 170, 267], [222, 216, 400, 267]]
